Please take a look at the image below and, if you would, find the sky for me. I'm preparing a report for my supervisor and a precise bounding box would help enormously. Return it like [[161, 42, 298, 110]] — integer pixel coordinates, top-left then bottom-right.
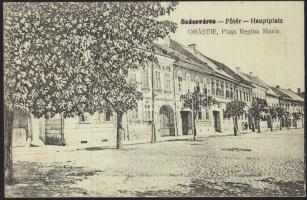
[[164, 1, 304, 93]]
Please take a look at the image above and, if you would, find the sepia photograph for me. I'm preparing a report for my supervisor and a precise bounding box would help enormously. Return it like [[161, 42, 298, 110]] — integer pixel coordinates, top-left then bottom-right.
[[3, 1, 305, 197]]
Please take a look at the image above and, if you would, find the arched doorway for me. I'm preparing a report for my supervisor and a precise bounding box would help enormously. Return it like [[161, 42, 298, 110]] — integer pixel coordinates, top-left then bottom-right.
[[159, 105, 175, 136]]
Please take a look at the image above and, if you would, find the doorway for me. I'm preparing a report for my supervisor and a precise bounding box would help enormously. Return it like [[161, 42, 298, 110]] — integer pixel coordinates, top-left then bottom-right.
[[159, 105, 175, 136], [180, 111, 192, 135], [213, 111, 221, 132]]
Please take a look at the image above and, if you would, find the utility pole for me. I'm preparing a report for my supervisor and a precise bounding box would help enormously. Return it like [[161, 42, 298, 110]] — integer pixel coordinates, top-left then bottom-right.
[[151, 59, 156, 143]]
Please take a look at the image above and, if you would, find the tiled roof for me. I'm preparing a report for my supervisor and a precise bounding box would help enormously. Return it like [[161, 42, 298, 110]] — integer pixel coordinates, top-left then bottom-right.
[[204, 57, 253, 87], [279, 88, 304, 102], [270, 87, 292, 99], [169, 39, 222, 75], [240, 73, 268, 89], [265, 87, 280, 97]]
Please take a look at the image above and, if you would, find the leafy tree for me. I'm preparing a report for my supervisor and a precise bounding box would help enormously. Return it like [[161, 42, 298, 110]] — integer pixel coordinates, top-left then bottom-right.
[[4, 3, 98, 184], [248, 98, 268, 133], [86, 2, 178, 148], [268, 106, 277, 131], [224, 100, 247, 136], [275, 106, 287, 130], [180, 90, 217, 140], [292, 112, 303, 129], [4, 2, 177, 184]]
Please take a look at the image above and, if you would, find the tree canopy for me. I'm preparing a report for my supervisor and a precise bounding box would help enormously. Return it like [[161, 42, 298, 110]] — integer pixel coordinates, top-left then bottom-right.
[[224, 100, 247, 119], [248, 98, 268, 120], [180, 90, 217, 116], [4, 2, 178, 118]]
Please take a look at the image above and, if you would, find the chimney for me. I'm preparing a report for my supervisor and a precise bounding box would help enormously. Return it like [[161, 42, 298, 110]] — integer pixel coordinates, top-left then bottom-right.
[[276, 85, 280, 89], [298, 88, 301, 94], [249, 72, 253, 76], [188, 44, 197, 52], [236, 67, 241, 74]]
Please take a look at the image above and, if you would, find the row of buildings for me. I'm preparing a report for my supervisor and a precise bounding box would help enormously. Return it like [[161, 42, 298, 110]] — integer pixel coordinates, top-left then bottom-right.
[[12, 38, 304, 147]]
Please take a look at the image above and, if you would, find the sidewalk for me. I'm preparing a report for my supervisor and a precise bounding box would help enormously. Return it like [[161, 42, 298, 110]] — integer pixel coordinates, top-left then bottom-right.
[[13, 127, 304, 158]]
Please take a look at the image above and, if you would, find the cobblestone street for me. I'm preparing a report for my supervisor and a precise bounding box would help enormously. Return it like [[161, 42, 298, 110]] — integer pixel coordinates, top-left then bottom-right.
[[6, 128, 305, 197]]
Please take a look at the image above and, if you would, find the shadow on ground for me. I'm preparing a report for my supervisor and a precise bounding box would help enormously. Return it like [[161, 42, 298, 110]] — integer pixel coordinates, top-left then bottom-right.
[[5, 161, 103, 197], [119, 177, 305, 197]]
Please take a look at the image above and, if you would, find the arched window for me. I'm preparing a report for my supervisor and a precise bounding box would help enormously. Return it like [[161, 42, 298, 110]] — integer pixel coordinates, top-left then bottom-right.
[[186, 73, 191, 93], [195, 76, 200, 92], [211, 78, 215, 96], [203, 77, 208, 95], [226, 83, 230, 99], [142, 68, 149, 88], [177, 71, 183, 92]]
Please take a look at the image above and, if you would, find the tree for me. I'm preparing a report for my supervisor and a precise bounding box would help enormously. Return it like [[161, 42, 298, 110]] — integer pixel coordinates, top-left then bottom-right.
[[268, 106, 277, 131], [248, 98, 268, 133], [292, 111, 303, 129], [4, 2, 178, 183], [86, 2, 178, 148], [180, 90, 217, 140], [276, 107, 287, 130], [4, 2, 98, 184], [224, 100, 247, 136]]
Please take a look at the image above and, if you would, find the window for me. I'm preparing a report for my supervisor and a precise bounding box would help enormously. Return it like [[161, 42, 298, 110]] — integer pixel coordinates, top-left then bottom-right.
[[240, 91, 242, 100], [131, 108, 138, 120], [79, 113, 90, 123], [195, 76, 200, 92], [243, 92, 246, 101], [142, 68, 149, 88], [178, 76, 183, 92], [230, 85, 234, 99], [154, 71, 161, 89], [203, 81, 208, 95], [144, 105, 151, 121], [186, 74, 191, 93], [226, 83, 230, 99], [211, 78, 215, 96], [195, 81, 200, 92], [207, 78, 211, 95], [105, 110, 112, 121], [221, 81, 224, 97], [165, 73, 171, 91], [236, 90, 238, 100], [198, 111, 202, 120], [205, 109, 210, 120], [216, 80, 219, 96]]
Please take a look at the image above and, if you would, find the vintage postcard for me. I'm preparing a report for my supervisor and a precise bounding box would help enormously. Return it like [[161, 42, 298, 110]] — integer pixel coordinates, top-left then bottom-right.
[[3, 1, 305, 198]]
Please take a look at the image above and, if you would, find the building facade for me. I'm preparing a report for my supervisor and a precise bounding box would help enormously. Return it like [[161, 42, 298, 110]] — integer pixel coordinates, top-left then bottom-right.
[[12, 38, 304, 147]]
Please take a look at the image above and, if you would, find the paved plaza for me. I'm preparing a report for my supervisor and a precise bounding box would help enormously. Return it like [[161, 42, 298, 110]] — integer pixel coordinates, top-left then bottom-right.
[[6, 128, 305, 197]]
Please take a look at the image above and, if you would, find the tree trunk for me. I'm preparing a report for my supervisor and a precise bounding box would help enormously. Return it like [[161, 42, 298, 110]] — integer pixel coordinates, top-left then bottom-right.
[[254, 118, 257, 132], [151, 60, 156, 143], [116, 112, 124, 149], [193, 113, 197, 141], [280, 118, 282, 130], [257, 119, 261, 133], [233, 117, 238, 136], [4, 105, 15, 184]]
